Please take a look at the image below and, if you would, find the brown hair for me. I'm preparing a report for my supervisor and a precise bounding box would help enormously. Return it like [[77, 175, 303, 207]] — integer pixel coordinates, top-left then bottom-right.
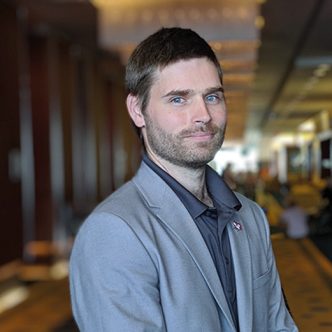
[[125, 27, 223, 113]]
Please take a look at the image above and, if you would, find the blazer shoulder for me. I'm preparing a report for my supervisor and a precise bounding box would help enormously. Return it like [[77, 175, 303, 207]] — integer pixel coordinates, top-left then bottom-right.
[[94, 180, 147, 217], [81, 165, 170, 229], [94, 161, 168, 217], [234, 192, 265, 216]]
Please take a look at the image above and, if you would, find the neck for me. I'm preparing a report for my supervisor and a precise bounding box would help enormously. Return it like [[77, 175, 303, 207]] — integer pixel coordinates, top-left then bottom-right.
[[147, 152, 213, 207]]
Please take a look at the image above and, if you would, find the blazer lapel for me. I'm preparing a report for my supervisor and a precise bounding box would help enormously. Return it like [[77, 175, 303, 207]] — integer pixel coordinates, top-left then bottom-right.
[[134, 163, 236, 331], [227, 214, 253, 331]]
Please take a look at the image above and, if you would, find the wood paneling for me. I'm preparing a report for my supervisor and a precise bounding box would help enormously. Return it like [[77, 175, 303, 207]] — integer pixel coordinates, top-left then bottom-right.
[[0, 2, 23, 265]]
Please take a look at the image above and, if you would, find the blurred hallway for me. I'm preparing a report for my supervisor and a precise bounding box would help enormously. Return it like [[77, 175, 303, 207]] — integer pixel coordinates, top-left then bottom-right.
[[1, 0, 332, 330]]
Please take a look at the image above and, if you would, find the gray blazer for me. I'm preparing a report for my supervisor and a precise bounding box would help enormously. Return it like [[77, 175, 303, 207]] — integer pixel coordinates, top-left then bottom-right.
[[70, 162, 298, 331]]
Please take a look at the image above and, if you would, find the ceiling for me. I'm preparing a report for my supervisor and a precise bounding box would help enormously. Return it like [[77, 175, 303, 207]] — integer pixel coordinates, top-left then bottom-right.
[[92, 0, 332, 150], [246, 0, 332, 149]]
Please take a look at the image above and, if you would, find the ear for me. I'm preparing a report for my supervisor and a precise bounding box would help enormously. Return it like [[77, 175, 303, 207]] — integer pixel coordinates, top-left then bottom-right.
[[126, 94, 145, 128]]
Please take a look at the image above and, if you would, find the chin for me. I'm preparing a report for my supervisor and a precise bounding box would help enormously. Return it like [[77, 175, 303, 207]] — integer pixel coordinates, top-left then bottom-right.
[[182, 154, 216, 169]]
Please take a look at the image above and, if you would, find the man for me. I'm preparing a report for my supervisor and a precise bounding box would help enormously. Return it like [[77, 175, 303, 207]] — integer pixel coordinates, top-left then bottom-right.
[[280, 195, 309, 239], [70, 27, 298, 331]]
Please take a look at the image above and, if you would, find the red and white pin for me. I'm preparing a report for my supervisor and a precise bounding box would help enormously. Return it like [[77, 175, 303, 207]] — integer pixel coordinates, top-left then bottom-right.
[[232, 221, 242, 231]]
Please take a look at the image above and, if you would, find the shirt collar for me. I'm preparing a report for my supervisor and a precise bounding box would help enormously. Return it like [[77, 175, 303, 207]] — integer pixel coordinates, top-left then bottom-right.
[[205, 166, 242, 211], [142, 154, 241, 218]]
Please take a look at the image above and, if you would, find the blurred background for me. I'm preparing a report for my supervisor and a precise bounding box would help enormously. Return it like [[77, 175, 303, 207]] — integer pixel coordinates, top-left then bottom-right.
[[0, 0, 332, 331]]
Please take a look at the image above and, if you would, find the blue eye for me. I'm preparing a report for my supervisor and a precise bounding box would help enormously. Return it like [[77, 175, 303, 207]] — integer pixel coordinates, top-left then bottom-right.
[[170, 96, 185, 105], [205, 94, 221, 104]]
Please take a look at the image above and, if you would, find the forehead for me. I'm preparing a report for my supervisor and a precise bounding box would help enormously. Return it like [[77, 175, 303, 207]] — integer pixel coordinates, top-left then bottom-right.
[[152, 58, 222, 93]]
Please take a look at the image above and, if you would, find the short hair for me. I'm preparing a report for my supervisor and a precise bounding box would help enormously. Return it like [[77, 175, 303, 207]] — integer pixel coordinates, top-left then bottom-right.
[[125, 27, 223, 113]]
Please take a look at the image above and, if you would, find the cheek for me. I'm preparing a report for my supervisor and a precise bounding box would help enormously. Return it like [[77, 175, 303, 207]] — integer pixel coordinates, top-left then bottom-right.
[[212, 109, 227, 125], [155, 111, 186, 132]]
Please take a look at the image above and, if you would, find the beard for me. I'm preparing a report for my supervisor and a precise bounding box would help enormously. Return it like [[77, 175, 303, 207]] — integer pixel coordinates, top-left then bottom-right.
[[143, 114, 226, 169]]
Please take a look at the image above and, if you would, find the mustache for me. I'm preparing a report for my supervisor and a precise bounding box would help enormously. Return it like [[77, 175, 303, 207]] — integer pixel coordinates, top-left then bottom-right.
[[180, 124, 220, 136]]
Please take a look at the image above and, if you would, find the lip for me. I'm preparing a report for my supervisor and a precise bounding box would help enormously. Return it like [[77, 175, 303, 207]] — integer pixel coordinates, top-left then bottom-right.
[[184, 132, 215, 141]]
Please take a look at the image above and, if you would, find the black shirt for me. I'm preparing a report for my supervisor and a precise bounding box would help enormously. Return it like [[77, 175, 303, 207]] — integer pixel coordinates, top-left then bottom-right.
[[143, 155, 242, 330]]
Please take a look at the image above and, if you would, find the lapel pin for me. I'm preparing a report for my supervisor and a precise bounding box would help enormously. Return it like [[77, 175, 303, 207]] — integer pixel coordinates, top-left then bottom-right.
[[232, 221, 242, 231]]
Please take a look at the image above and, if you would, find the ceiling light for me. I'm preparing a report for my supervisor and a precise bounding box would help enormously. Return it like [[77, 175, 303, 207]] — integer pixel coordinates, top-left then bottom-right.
[[142, 9, 153, 23], [298, 120, 315, 132], [222, 8, 233, 19], [189, 9, 200, 21], [207, 8, 219, 20], [158, 10, 170, 24], [174, 9, 185, 20]]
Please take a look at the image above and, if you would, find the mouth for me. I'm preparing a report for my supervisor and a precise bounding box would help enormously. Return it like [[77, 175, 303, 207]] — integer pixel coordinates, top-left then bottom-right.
[[183, 131, 215, 141]]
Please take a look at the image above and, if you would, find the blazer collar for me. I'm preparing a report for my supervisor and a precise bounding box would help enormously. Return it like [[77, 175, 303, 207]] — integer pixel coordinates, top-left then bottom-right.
[[206, 166, 241, 211], [227, 196, 254, 330]]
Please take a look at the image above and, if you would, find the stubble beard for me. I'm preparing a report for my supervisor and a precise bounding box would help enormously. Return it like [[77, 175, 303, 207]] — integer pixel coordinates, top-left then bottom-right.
[[144, 115, 226, 169]]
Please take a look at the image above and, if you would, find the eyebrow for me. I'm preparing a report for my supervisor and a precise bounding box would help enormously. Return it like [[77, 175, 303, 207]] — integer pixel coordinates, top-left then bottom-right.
[[162, 86, 224, 98], [204, 86, 224, 95], [162, 89, 193, 98]]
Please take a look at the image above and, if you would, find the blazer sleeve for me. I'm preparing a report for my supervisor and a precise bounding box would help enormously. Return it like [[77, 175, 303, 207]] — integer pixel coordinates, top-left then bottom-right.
[[69, 212, 167, 332]]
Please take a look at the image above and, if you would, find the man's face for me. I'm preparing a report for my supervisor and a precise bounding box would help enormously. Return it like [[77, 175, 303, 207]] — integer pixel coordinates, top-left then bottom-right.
[[142, 58, 227, 169]]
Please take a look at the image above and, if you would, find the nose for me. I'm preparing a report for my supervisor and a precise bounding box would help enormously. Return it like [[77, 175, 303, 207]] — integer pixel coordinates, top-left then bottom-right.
[[191, 98, 211, 125]]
